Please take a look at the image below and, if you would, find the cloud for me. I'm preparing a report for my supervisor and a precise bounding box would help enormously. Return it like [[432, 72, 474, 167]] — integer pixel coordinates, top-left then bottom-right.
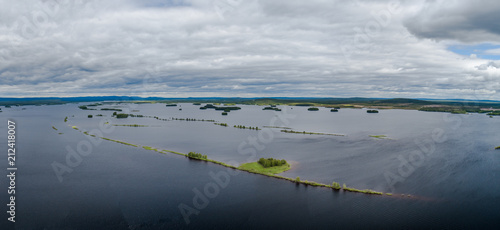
[[404, 0, 500, 43], [0, 0, 498, 99]]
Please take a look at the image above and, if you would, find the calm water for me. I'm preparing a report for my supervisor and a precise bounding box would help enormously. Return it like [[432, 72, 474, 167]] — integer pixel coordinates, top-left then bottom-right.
[[0, 103, 499, 229]]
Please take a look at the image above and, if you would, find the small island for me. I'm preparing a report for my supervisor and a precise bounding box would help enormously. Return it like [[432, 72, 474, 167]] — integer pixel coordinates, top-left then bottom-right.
[[238, 158, 290, 175], [495, 146, 500, 150], [330, 109, 338, 112], [165, 104, 177, 107], [116, 113, 129, 118], [367, 110, 379, 113], [308, 107, 319, 111], [263, 107, 282, 111]]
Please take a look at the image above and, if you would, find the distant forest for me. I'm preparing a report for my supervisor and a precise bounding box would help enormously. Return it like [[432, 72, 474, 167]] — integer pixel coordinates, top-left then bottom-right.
[[1, 97, 500, 114]]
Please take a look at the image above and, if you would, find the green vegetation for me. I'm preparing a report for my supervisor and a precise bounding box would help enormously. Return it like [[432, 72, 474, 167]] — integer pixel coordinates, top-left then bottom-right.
[[78, 105, 96, 110], [331, 109, 338, 112], [296, 177, 300, 183], [101, 108, 122, 111], [234, 125, 260, 130], [116, 113, 129, 118], [64, 117, 68, 122], [308, 107, 319, 111], [370, 135, 387, 139], [342, 183, 384, 195], [142, 146, 156, 151], [239, 161, 290, 175], [187, 152, 207, 160], [419, 106, 482, 114], [52, 126, 58, 131], [281, 129, 344, 136], [96, 114, 103, 117], [495, 146, 500, 150], [262, 107, 282, 111], [263, 126, 292, 129], [112, 124, 148, 127], [367, 110, 379, 113], [215, 106, 241, 111], [171, 117, 216, 122], [222, 112, 228, 115], [295, 103, 314, 106], [332, 182, 341, 190], [101, 137, 138, 147], [487, 111, 500, 116], [214, 123, 228, 127], [199, 104, 241, 111], [72, 126, 78, 130], [165, 104, 177, 107], [193, 103, 201, 105], [88, 115, 93, 118], [258, 158, 287, 168]]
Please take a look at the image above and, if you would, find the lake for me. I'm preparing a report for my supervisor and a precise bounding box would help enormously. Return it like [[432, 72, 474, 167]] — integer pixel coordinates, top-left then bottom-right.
[[0, 103, 499, 229]]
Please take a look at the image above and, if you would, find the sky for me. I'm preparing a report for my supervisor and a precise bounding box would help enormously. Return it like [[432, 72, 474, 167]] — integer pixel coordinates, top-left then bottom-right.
[[0, 0, 499, 100]]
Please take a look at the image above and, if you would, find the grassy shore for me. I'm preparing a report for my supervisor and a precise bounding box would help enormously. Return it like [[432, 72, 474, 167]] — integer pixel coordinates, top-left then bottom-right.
[[281, 129, 344, 136], [238, 162, 290, 174], [370, 135, 387, 139], [112, 124, 149, 127]]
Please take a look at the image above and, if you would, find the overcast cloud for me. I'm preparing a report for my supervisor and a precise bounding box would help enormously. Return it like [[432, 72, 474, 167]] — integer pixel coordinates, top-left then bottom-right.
[[0, 0, 499, 99]]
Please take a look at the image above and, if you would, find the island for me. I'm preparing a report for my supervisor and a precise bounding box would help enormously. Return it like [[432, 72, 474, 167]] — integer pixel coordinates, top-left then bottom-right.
[[263, 107, 282, 111], [367, 110, 379, 113], [238, 158, 290, 175], [308, 107, 319, 111]]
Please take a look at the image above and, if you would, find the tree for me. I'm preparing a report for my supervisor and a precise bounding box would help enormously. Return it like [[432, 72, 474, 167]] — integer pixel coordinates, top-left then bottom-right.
[[296, 177, 300, 183], [332, 182, 341, 190], [116, 113, 129, 118]]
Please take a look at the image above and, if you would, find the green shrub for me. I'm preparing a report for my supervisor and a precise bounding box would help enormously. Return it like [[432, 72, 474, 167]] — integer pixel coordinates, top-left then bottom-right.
[[332, 182, 341, 190], [187, 152, 207, 159], [258, 158, 287, 168], [116, 113, 129, 118]]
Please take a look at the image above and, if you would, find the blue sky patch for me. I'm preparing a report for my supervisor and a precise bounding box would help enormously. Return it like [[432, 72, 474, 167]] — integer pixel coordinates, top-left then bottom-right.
[[448, 43, 500, 60]]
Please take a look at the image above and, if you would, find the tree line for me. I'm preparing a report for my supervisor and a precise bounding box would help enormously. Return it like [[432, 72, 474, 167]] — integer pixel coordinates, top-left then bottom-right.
[[258, 158, 287, 168]]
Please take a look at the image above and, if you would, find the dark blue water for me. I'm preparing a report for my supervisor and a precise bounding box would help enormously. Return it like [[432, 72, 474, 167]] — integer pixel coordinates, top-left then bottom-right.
[[0, 103, 499, 229]]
